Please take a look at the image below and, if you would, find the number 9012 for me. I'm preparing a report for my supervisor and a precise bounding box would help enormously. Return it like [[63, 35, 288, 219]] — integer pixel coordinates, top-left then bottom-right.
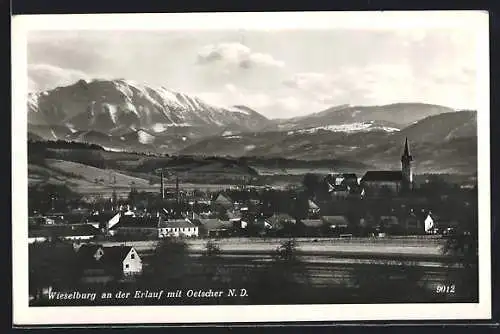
[[436, 284, 455, 294]]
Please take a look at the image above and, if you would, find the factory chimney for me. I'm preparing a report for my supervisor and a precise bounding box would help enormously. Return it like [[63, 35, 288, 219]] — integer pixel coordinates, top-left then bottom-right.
[[175, 176, 180, 217], [160, 169, 165, 199]]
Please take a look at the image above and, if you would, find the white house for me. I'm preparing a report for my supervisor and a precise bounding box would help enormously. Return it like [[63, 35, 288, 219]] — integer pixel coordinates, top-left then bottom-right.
[[158, 218, 199, 238], [424, 213, 435, 233]]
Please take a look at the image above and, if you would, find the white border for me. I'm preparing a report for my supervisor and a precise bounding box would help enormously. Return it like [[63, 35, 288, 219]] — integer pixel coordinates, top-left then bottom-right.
[[12, 11, 491, 325]]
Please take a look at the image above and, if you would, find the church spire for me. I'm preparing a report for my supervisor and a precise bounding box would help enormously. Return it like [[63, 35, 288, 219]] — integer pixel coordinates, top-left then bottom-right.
[[401, 137, 413, 191], [403, 137, 411, 158]]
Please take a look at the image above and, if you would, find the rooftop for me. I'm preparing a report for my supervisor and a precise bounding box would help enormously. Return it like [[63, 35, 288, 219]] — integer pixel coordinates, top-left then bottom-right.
[[159, 219, 196, 229], [111, 216, 160, 229], [77, 245, 135, 269], [361, 171, 403, 182], [29, 224, 100, 238]]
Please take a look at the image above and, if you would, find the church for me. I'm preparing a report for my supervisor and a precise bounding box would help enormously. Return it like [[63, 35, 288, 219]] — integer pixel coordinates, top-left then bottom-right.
[[360, 138, 413, 196]]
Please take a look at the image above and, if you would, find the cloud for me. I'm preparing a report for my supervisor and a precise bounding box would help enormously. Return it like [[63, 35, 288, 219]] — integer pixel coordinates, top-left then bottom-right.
[[196, 83, 273, 111], [197, 42, 285, 69], [282, 61, 477, 110], [283, 72, 333, 93], [28, 64, 92, 92]]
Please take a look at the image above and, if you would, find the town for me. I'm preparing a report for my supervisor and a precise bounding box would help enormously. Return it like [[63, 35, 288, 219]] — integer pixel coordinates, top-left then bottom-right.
[[28, 138, 478, 305]]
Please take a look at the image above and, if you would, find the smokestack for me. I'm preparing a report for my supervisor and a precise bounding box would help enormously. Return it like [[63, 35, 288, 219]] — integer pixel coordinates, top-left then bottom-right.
[[160, 170, 165, 199], [175, 176, 179, 217]]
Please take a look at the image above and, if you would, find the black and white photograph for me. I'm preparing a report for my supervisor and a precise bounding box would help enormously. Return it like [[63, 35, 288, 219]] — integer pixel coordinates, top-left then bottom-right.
[[12, 11, 491, 324]]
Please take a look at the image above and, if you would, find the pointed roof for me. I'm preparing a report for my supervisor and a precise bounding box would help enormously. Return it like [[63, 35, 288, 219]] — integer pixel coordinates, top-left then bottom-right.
[[308, 199, 320, 209], [402, 137, 412, 158]]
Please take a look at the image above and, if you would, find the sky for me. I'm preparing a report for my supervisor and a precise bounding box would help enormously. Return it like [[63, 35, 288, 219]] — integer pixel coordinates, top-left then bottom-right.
[[27, 28, 479, 119]]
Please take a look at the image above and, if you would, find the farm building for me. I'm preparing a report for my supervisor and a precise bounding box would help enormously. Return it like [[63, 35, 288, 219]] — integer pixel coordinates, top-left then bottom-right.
[[28, 224, 100, 244], [109, 215, 160, 238], [198, 218, 234, 237], [307, 200, 321, 216], [321, 215, 351, 236], [300, 218, 324, 236], [213, 193, 233, 209], [85, 211, 121, 232], [158, 219, 198, 238]]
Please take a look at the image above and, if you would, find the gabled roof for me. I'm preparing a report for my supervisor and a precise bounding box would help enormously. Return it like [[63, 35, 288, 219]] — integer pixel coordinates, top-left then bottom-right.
[[102, 246, 134, 265], [328, 183, 349, 192], [86, 212, 119, 223], [112, 215, 159, 229], [78, 246, 135, 269], [308, 200, 320, 209], [213, 193, 232, 204], [29, 224, 100, 238], [77, 244, 103, 259], [328, 173, 358, 180], [361, 171, 403, 182], [159, 219, 196, 229]]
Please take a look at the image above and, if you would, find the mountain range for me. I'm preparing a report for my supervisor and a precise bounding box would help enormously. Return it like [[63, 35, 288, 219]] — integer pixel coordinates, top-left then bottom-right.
[[27, 79, 478, 173]]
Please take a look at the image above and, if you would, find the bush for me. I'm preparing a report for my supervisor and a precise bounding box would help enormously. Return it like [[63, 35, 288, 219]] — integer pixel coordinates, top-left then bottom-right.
[[349, 260, 428, 302], [140, 238, 191, 288]]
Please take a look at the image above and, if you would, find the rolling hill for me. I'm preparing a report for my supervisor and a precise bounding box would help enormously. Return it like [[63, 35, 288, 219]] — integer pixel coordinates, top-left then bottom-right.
[[179, 110, 477, 173], [269, 103, 455, 131]]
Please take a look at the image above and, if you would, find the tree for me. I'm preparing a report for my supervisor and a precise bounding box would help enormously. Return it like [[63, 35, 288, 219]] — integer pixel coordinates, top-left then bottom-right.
[[200, 240, 223, 284], [441, 204, 478, 301], [29, 241, 80, 300], [142, 238, 191, 288], [350, 260, 428, 302], [302, 173, 321, 197], [249, 239, 310, 303]]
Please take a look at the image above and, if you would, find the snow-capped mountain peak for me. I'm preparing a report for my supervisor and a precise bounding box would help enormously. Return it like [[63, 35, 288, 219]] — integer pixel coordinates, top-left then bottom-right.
[[27, 78, 270, 135]]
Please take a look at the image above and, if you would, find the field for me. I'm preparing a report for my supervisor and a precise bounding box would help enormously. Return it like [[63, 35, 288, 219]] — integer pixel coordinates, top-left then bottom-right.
[[99, 236, 446, 258]]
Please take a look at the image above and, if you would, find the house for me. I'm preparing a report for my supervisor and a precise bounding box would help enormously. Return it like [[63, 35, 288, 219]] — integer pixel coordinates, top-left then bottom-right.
[[321, 216, 350, 236], [254, 217, 274, 230], [379, 216, 399, 228], [60, 212, 89, 225], [268, 213, 295, 227], [321, 215, 349, 228], [327, 183, 350, 199], [28, 224, 100, 244], [424, 213, 435, 233], [404, 211, 424, 234], [158, 219, 198, 238], [307, 200, 321, 216], [76, 245, 142, 283], [85, 211, 121, 232], [326, 173, 358, 187], [300, 218, 324, 236], [213, 193, 233, 210], [198, 218, 234, 237], [360, 171, 404, 196], [109, 215, 160, 238]]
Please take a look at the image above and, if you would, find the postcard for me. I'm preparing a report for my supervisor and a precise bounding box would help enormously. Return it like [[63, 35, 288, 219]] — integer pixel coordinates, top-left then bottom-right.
[[11, 11, 491, 325]]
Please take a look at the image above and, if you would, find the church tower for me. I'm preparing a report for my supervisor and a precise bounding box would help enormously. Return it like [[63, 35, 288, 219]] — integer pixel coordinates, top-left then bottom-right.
[[401, 137, 413, 191]]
